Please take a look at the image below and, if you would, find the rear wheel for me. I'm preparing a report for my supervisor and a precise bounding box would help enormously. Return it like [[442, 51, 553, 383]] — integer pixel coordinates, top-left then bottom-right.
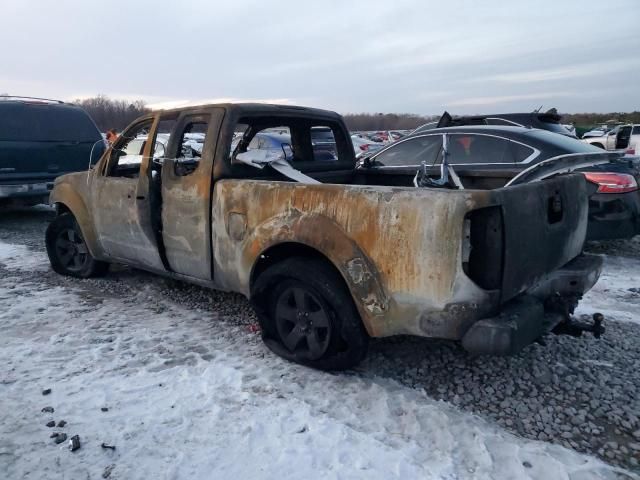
[[45, 213, 109, 278], [251, 257, 369, 370]]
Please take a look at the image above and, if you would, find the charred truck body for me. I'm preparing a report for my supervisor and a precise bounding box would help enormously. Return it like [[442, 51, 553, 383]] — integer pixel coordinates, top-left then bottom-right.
[[46, 103, 603, 370]]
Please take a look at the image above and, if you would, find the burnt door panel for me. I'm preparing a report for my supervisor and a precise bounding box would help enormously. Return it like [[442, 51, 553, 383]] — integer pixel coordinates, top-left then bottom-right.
[[92, 176, 164, 270], [160, 109, 224, 280], [91, 116, 165, 270]]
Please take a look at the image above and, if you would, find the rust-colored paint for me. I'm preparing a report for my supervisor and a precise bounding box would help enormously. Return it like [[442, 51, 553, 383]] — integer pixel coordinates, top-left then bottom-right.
[[51, 166, 586, 341], [52, 165, 501, 339], [48, 104, 591, 345], [211, 180, 498, 338], [49, 173, 104, 259]]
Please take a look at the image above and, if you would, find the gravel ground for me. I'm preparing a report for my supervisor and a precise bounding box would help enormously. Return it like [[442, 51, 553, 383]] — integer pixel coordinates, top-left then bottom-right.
[[1, 206, 639, 472], [586, 237, 640, 258]]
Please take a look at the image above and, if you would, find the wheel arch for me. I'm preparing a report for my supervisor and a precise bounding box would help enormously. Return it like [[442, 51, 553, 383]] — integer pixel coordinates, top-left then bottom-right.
[[50, 185, 102, 258], [244, 214, 390, 336], [250, 242, 334, 288]]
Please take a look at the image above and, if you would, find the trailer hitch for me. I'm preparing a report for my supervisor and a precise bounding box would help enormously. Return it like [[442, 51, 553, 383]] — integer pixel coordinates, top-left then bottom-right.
[[553, 312, 605, 338]]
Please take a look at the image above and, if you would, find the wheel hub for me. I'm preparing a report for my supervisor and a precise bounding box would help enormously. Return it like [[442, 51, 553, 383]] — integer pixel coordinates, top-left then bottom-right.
[[297, 310, 312, 332], [275, 285, 331, 360], [55, 227, 88, 273]]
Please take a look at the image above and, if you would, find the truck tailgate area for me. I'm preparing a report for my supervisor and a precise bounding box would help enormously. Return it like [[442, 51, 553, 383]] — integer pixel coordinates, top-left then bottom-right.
[[497, 174, 589, 301]]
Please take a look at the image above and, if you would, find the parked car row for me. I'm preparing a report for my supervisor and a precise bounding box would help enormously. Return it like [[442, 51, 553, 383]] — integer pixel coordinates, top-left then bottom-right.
[[358, 125, 640, 240], [351, 135, 385, 158], [582, 122, 625, 138], [351, 130, 411, 144], [582, 124, 640, 154]]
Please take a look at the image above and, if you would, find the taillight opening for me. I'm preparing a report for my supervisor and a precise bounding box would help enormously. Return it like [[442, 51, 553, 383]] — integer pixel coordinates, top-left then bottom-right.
[[583, 172, 638, 194], [463, 206, 504, 290]]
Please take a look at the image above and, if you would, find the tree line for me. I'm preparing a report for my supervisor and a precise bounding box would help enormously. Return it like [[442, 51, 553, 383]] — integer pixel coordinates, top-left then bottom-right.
[[560, 111, 640, 126], [70, 97, 436, 132], [72, 95, 150, 132], [61, 96, 640, 133], [342, 113, 438, 131], [344, 111, 640, 131]]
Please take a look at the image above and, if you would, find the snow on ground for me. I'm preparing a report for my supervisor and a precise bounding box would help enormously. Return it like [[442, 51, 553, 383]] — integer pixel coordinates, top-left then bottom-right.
[[0, 240, 636, 480], [0, 241, 48, 272], [576, 255, 640, 326]]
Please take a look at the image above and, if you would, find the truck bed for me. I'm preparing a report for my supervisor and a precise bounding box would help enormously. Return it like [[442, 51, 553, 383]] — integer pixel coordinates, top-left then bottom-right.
[[212, 173, 590, 340]]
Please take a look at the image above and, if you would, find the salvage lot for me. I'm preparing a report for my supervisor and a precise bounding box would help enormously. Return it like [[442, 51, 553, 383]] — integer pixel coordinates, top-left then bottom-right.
[[0, 207, 639, 478]]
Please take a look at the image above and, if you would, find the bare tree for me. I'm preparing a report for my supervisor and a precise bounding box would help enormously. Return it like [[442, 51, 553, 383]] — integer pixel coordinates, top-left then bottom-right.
[[73, 95, 150, 132]]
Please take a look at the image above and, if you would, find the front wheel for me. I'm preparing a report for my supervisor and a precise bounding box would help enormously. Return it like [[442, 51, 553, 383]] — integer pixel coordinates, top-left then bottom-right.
[[45, 213, 109, 278], [251, 257, 369, 370]]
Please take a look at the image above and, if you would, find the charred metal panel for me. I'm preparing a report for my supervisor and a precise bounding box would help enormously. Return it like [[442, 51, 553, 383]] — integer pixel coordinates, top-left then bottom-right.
[[90, 175, 165, 270], [69, 113, 168, 270], [418, 298, 498, 340], [49, 174, 103, 258], [160, 168, 213, 278], [497, 174, 588, 301], [160, 109, 224, 280], [211, 180, 498, 338]]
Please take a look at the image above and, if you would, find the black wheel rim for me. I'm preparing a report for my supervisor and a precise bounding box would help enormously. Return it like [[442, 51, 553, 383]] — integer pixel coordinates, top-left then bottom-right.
[[274, 286, 332, 360], [55, 227, 89, 273]]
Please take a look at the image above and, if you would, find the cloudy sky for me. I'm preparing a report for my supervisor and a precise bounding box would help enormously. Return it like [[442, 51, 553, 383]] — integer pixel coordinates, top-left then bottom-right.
[[2, 0, 639, 115]]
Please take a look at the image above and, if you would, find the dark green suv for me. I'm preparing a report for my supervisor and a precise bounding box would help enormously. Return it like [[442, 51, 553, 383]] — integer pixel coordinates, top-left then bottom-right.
[[0, 96, 104, 206]]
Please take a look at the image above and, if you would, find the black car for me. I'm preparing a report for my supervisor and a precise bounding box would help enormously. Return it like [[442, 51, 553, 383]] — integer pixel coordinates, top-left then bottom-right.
[[0, 96, 104, 206], [311, 126, 337, 147], [412, 110, 575, 137], [359, 125, 640, 240]]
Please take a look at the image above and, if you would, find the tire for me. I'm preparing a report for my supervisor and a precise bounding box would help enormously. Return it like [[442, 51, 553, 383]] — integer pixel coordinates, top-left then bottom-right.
[[45, 213, 109, 278], [251, 257, 369, 371]]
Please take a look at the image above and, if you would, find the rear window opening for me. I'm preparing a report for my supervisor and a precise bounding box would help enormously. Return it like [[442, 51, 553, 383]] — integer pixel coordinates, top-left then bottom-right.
[[230, 116, 351, 170]]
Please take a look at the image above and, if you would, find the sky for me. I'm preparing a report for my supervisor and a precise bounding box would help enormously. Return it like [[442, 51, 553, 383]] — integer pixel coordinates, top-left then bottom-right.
[[1, 0, 639, 115]]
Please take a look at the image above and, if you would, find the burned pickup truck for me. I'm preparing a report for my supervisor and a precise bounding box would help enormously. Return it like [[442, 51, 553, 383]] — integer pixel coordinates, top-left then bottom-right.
[[46, 103, 603, 370]]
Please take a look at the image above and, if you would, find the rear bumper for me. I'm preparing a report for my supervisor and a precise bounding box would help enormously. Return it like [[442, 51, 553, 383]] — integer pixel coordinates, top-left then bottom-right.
[[0, 181, 55, 199], [461, 254, 602, 355], [0, 182, 54, 206], [586, 191, 640, 240]]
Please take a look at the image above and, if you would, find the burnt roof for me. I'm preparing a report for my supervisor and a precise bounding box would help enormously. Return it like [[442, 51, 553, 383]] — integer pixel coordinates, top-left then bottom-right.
[[153, 102, 342, 121]]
